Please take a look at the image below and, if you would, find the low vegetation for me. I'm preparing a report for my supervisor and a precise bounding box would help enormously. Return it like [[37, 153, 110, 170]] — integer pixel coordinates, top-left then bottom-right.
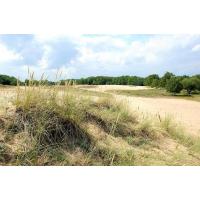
[[108, 88, 200, 102], [0, 77, 200, 165]]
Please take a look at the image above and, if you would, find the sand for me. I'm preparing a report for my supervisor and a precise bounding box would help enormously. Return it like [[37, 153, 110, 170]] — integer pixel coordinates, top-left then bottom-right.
[[80, 85, 200, 136], [76, 85, 150, 92], [117, 95, 200, 136]]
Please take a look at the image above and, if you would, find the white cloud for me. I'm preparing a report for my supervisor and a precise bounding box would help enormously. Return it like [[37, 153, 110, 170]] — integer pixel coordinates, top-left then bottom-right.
[[192, 44, 200, 52], [73, 35, 199, 68], [38, 45, 52, 69], [77, 46, 124, 65], [0, 43, 22, 62]]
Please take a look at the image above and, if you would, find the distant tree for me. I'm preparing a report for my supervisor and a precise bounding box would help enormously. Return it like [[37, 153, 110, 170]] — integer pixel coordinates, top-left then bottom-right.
[[151, 79, 160, 88], [181, 77, 200, 95], [144, 74, 159, 86], [159, 72, 175, 87], [0, 74, 18, 86], [166, 77, 183, 94]]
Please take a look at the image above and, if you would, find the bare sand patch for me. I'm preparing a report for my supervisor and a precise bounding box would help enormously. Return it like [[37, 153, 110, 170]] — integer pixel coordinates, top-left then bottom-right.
[[116, 95, 200, 136], [76, 85, 150, 92]]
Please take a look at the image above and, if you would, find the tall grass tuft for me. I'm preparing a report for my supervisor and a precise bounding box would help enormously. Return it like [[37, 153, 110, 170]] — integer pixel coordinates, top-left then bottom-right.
[[10, 73, 92, 152]]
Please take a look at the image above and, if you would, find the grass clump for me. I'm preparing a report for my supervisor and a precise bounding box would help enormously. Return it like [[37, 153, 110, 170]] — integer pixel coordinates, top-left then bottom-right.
[[86, 97, 137, 137], [12, 85, 91, 149]]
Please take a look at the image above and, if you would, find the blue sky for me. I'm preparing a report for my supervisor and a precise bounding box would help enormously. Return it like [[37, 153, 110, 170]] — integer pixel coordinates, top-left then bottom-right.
[[0, 34, 200, 80]]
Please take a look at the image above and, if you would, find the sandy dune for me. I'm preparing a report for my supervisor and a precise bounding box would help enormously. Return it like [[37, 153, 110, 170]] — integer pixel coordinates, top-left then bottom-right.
[[80, 85, 200, 136]]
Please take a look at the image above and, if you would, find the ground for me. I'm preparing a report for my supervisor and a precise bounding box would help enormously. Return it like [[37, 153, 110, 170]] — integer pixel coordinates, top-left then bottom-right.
[[77, 85, 200, 136], [1, 85, 200, 166]]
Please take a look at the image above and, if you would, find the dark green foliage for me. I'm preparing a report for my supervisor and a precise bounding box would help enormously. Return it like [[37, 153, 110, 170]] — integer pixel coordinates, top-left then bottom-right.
[[151, 79, 160, 88], [144, 74, 159, 86], [0, 74, 18, 86], [181, 77, 200, 95], [159, 72, 175, 87], [166, 77, 183, 94], [76, 76, 144, 86]]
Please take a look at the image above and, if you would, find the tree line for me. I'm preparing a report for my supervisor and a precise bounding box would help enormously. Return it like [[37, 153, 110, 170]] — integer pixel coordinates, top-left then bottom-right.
[[0, 74, 55, 86], [0, 74, 18, 86], [74, 72, 200, 95], [1, 72, 200, 95], [75, 76, 144, 86], [143, 72, 200, 95]]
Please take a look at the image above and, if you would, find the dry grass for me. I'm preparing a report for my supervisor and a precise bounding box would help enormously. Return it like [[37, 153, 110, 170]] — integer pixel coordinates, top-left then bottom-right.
[[0, 81, 200, 165]]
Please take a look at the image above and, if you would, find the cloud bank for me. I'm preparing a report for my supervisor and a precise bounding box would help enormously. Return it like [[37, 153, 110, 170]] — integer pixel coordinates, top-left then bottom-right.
[[0, 34, 200, 80]]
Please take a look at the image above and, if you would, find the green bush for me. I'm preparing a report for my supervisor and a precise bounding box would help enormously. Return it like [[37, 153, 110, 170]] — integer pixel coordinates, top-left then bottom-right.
[[166, 77, 183, 94], [181, 77, 200, 95]]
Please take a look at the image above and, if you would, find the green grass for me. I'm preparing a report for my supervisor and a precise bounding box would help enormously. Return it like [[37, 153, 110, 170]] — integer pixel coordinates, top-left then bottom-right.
[[108, 88, 200, 102]]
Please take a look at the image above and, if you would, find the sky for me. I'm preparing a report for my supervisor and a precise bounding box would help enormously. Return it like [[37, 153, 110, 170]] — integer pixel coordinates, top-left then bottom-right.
[[0, 34, 200, 80]]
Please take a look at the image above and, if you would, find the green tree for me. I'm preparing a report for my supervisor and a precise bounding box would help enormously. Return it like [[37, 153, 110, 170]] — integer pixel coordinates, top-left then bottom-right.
[[0, 74, 18, 86], [166, 77, 183, 94], [159, 72, 174, 87], [144, 74, 159, 86], [181, 77, 200, 95], [151, 79, 160, 88]]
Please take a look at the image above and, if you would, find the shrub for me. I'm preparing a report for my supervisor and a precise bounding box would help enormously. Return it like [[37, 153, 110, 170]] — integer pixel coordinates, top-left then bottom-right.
[[166, 77, 183, 94], [181, 77, 200, 95]]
